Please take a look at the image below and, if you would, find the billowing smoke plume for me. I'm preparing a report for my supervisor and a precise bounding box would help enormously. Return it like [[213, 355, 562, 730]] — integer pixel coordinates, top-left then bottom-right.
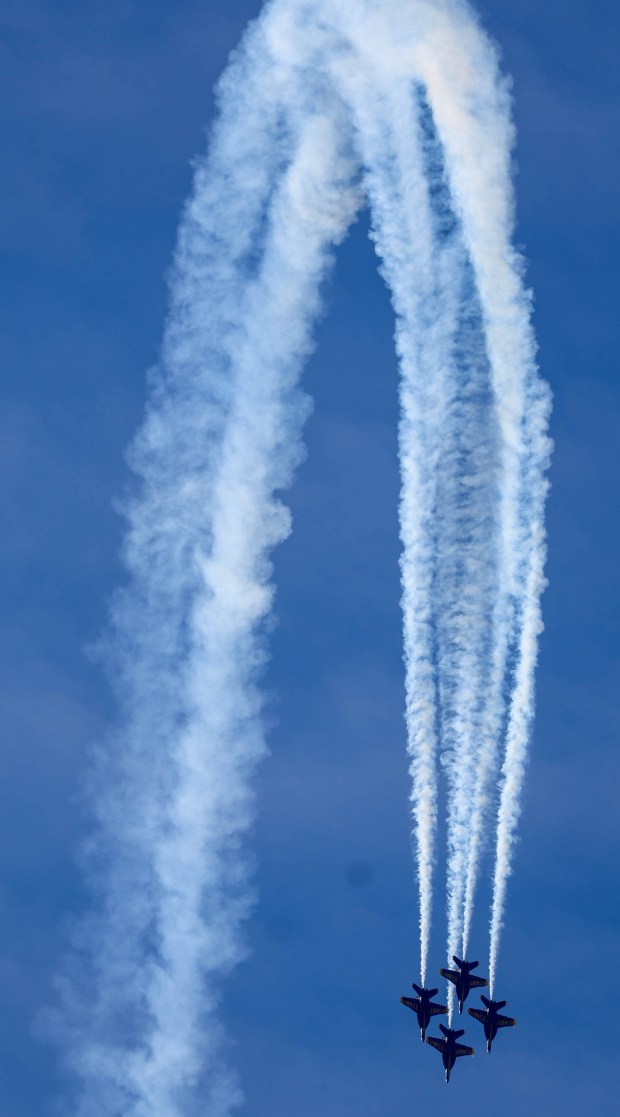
[[50, 0, 549, 1110]]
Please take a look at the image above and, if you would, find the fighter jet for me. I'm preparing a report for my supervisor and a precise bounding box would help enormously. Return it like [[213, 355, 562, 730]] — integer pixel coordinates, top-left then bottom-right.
[[468, 994, 516, 1053], [426, 1024, 474, 1083], [400, 984, 447, 1041], [440, 956, 488, 1013]]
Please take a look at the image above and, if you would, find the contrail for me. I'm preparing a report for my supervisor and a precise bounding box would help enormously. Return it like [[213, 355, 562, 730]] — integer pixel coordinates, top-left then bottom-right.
[[434, 257, 500, 1013], [328, 55, 466, 987], [411, 2, 551, 994], [48, 0, 549, 1109], [488, 394, 551, 994], [51, 16, 364, 1114]]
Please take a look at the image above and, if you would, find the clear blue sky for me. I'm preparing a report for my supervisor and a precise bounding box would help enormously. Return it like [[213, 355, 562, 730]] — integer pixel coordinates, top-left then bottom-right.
[[1, 0, 618, 1113]]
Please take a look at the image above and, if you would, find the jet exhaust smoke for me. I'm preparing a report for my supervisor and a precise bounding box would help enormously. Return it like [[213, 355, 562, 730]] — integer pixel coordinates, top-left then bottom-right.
[[50, 0, 549, 1109]]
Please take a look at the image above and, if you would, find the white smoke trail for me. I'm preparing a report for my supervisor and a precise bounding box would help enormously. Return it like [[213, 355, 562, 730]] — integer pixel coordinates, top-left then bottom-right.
[[433, 260, 500, 1012], [326, 53, 464, 987], [488, 404, 551, 994], [52, 14, 363, 1114], [50, 0, 549, 1108], [408, 3, 551, 983]]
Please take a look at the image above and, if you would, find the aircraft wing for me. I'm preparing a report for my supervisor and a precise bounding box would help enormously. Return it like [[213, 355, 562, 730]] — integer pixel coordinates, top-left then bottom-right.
[[468, 1008, 487, 1024], [497, 1014, 516, 1028], [430, 1003, 448, 1016], [400, 997, 420, 1012], [426, 1037, 446, 1053], [469, 976, 488, 989], [454, 1043, 474, 1058], [440, 968, 458, 986]]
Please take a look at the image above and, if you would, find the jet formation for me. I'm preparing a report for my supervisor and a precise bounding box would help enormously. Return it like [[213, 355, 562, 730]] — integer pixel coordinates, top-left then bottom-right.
[[401, 956, 516, 1083]]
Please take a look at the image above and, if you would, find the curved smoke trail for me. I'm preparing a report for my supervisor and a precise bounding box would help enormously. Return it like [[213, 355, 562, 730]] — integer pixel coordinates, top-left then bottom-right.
[[51, 0, 549, 1110]]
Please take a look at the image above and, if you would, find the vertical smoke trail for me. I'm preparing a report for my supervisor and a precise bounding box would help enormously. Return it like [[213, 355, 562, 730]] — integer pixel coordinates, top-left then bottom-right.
[[328, 48, 471, 983], [434, 260, 500, 1008], [461, 563, 515, 958], [410, 101, 502, 997], [414, 2, 552, 982], [489, 402, 551, 993]]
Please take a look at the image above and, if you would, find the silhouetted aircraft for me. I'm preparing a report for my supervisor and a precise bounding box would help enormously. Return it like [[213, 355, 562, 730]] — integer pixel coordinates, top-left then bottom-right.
[[400, 984, 447, 1041], [468, 994, 516, 1053], [440, 956, 488, 1013], [426, 1024, 474, 1082]]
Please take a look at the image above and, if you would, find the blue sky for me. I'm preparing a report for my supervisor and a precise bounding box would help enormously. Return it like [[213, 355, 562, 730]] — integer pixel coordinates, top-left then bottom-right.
[[1, 0, 618, 1113]]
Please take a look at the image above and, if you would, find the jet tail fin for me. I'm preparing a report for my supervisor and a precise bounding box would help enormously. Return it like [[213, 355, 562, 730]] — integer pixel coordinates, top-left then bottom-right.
[[427, 987, 439, 999], [453, 955, 479, 971], [412, 983, 424, 996], [496, 1000, 507, 1010], [481, 995, 492, 1009], [439, 1024, 450, 1037], [454, 1028, 465, 1040]]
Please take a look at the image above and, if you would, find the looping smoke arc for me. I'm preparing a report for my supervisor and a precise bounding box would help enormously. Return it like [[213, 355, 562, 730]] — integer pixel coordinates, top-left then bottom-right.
[[52, 0, 551, 1112]]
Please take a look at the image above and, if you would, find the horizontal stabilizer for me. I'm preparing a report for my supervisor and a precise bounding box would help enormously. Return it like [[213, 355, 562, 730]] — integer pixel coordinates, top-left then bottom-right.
[[427, 988, 439, 999], [455, 1043, 474, 1058], [453, 955, 464, 968], [440, 968, 458, 986], [496, 1000, 507, 1011], [426, 1036, 446, 1054], [454, 1028, 465, 1039], [468, 1008, 487, 1025], [497, 1015, 516, 1028], [481, 995, 492, 1009], [413, 983, 424, 996], [401, 996, 419, 1012], [430, 1003, 448, 1016]]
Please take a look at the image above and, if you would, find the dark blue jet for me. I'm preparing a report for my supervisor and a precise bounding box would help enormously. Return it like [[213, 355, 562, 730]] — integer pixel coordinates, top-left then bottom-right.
[[400, 984, 447, 1041], [468, 994, 516, 1053], [440, 956, 488, 1014], [426, 1024, 474, 1083]]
